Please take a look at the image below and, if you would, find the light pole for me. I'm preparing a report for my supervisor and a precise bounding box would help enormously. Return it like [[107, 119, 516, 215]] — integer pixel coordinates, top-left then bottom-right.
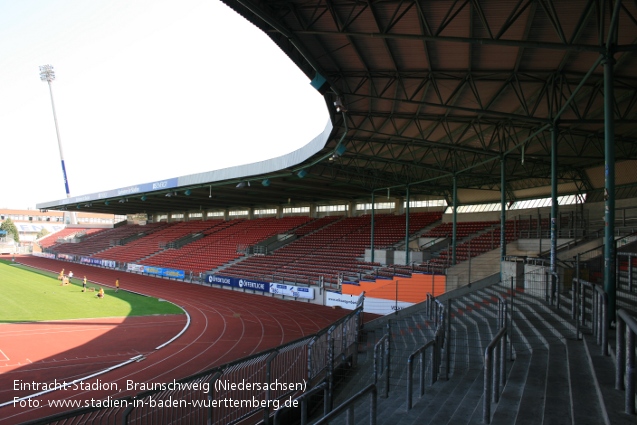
[[39, 64, 76, 224]]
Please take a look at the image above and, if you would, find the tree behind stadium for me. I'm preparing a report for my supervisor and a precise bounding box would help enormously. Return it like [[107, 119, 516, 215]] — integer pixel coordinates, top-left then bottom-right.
[[0, 218, 20, 242]]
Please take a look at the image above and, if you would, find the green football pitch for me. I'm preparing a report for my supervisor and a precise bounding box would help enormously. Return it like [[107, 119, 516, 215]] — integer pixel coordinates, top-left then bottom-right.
[[0, 260, 183, 323]]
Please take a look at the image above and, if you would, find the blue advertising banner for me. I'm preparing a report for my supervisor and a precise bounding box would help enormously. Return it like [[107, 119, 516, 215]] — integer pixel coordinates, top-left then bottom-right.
[[144, 265, 164, 276], [162, 268, 185, 279], [206, 274, 232, 286], [205, 274, 269, 292]]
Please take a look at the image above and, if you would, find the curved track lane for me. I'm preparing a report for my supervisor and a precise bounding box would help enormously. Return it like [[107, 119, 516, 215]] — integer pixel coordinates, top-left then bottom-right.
[[0, 257, 349, 424]]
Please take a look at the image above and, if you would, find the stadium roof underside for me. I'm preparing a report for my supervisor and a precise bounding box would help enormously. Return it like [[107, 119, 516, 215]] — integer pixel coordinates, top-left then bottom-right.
[[38, 0, 637, 217]]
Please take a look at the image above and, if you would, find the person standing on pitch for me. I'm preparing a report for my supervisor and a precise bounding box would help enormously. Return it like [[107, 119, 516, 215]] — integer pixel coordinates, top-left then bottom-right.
[[82, 276, 87, 292], [115, 278, 119, 292]]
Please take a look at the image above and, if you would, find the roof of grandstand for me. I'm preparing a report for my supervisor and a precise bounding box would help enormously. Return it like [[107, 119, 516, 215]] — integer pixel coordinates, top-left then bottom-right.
[[37, 1, 637, 217]]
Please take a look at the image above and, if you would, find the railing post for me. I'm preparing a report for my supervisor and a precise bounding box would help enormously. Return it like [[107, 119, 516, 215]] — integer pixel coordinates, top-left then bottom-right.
[[353, 310, 362, 368], [510, 276, 515, 361], [629, 254, 634, 292], [307, 337, 315, 382], [626, 329, 635, 415], [420, 350, 426, 397], [121, 400, 134, 425], [385, 322, 391, 399], [500, 337, 507, 387], [263, 351, 279, 425], [595, 291, 601, 345], [327, 327, 335, 411], [616, 317, 626, 390], [207, 371, 222, 425], [483, 348, 492, 424], [573, 278, 580, 339], [346, 406, 355, 425], [554, 272, 560, 310], [370, 385, 378, 425], [581, 282, 587, 327], [446, 298, 451, 380], [545, 271, 550, 303], [342, 319, 349, 363], [433, 331, 439, 384], [494, 343, 501, 403], [407, 354, 414, 410], [601, 291, 609, 356]]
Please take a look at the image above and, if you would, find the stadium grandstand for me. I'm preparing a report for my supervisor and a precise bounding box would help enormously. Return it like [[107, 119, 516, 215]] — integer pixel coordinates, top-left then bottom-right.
[[0, 209, 123, 254], [3, 1, 637, 424]]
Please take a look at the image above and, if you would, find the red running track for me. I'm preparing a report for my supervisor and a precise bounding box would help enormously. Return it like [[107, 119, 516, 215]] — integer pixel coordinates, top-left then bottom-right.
[[0, 257, 351, 424], [1, 316, 187, 400]]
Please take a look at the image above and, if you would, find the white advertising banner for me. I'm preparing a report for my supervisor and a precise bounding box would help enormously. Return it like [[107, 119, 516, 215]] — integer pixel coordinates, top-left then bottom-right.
[[269, 283, 315, 299], [325, 292, 414, 316], [325, 292, 359, 310], [363, 297, 414, 316], [127, 263, 145, 273]]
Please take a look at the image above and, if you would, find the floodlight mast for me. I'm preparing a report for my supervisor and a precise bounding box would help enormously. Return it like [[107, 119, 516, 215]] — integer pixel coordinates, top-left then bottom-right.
[[39, 64, 76, 224]]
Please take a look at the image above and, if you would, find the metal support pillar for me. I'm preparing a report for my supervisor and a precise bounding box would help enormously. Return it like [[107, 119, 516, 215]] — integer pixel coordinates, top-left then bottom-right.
[[405, 186, 410, 265], [452, 174, 458, 266], [371, 192, 375, 263], [604, 52, 616, 320], [500, 157, 506, 279], [550, 125, 558, 277]]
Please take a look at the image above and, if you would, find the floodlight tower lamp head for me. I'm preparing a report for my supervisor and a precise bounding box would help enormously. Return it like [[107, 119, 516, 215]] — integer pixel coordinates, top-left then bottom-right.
[[39, 64, 55, 82]]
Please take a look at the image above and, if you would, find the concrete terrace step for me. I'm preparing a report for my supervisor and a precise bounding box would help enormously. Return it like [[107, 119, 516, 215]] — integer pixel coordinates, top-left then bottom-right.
[[567, 338, 608, 425], [327, 281, 617, 425], [582, 332, 635, 425], [382, 296, 497, 424], [486, 353, 531, 425]]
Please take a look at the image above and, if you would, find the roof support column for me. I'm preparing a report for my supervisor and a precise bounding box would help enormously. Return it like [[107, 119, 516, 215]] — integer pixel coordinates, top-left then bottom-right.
[[370, 192, 375, 264], [452, 174, 458, 266], [604, 51, 617, 320], [405, 186, 410, 265], [500, 156, 507, 268], [550, 125, 558, 276]]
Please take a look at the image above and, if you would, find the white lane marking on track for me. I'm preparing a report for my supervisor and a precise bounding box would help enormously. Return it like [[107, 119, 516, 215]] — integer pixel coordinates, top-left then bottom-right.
[[0, 349, 9, 361]]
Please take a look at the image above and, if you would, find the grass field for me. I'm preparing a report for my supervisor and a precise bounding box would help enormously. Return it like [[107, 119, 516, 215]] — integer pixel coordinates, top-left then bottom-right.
[[0, 260, 183, 323]]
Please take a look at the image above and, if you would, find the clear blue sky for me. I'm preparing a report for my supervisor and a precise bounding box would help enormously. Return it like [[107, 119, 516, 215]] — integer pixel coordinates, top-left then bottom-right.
[[0, 0, 328, 209]]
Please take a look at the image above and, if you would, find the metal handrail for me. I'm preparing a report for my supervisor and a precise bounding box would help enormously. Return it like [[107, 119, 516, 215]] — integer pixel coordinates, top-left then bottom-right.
[[483, 325, 508, 424], [314, 384, 378, 425], [480, 291, 508, 425], [426, 293, 449, 376], [373, 324, 391, 398], [406, 326, 442, 411], [617, 252, 636, 293], [273, 381, 328, 425], [615, 309, 637, 415], [572, 278, 608, 356]]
